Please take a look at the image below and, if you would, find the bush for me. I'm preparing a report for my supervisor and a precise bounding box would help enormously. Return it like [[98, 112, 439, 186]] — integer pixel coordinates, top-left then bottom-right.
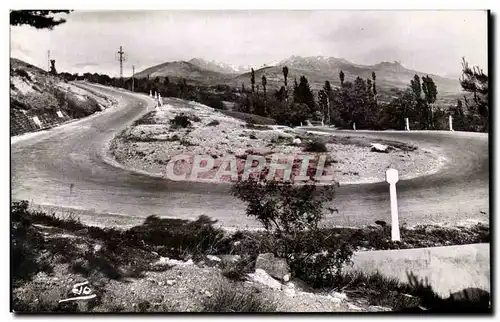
[[220, 255, 256, 281], [207, 120, 220, 127], [203, 281, 276, 312], [170, 114, 192, 128], [13, 68, 32, 81], [231, 179, 351, 290], [304, 140, 328, 153], [133, 111, 157, 126]]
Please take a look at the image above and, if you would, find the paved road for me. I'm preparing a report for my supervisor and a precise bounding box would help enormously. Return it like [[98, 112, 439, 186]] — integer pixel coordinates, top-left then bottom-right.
[[11, 83, 489, 229]]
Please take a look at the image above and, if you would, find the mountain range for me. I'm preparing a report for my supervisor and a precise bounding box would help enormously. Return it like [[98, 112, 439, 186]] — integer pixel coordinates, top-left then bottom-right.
[[135, 56, 462, 95]]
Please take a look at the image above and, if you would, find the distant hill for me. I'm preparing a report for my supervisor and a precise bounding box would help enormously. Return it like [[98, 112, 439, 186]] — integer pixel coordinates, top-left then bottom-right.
[[229, 56, 462, 95], [134, 60, 232, 84], [136, 55, 463, 100]]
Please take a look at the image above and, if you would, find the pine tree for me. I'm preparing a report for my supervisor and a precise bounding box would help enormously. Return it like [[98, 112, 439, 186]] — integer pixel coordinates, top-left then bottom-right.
[[460, 57, 488, 131], [250, 68, 255, 93], [339, 70, 345, 87], [10, 10, 72, 29], [262, 75, 267, 114]]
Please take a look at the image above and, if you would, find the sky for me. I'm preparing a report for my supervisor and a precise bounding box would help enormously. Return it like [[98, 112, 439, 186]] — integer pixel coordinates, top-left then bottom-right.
[[10, 10, 488, 78]]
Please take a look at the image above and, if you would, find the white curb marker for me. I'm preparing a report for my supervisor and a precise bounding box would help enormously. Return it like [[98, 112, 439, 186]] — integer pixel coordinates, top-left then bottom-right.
[[449, 115, 454, 131], [405, 118, 410, 131], [32, 116, 42, 128], [353, 122, 356, 131], [385, 168, 400, 241]]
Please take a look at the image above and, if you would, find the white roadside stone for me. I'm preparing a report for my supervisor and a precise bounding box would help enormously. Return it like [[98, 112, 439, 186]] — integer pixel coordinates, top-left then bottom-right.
[[248, 269, 283, 290], [206, 255, 221, 262]]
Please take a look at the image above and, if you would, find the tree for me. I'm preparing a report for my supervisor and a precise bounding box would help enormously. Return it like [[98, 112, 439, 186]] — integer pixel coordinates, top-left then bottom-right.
[[422, 75, 438, 128], [371, 71, 377, 98], [261, 75, 267, 114], [318, 90, 328, 123], [49, 59, 57, 75], [282, 66, 289, 88], [339, 70, 345, 87], [460, 57, 488, 131], [323, 81, 333, 124], [250, 68, 255, 93], [10, 10, 72, 29], [282, 66, 289, 104], [293, 76, 316, 117]]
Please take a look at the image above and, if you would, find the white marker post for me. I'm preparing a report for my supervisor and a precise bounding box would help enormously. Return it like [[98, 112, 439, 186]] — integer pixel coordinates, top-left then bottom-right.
[[158, 93, 163, 106], [149, 90, 152, 98], [353, 122, 356, 131], [385, 168, 400, 241], [405, 118, 410, 131], [449, 115, 454, 131], [32, 116, 42, 128]]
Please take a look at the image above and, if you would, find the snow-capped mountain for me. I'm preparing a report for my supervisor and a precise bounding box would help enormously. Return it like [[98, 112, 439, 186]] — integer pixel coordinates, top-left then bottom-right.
[[188, 58, 251, 74]]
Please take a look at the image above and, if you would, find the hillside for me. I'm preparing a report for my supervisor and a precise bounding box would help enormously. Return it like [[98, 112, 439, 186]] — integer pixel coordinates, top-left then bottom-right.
[[134, 60, 232, 83], [10, 58, 116, 136]]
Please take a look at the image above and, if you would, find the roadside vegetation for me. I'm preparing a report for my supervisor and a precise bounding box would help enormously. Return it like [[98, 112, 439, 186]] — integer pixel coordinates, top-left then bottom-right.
[[12, 189, 490, 312]]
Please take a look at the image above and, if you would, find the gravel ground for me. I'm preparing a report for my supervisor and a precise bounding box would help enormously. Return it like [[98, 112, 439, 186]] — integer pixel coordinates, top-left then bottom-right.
[[110, 101, 444, 185]]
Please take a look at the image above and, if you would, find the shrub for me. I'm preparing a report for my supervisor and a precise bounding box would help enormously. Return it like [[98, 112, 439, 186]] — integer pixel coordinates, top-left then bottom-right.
[[13, 68, 32, 81], [220, 255, 256, 281], [207, 120, 220, 127], [231, 179, 351, 290], [170, 114, 192, 128], [133, 111, 156, 126], [304, 140, 328, 153], [203, 281, 276, 312]]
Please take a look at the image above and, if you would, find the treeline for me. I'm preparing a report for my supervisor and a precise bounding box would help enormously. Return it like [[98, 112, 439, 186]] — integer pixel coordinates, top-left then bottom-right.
[[236, 59, 488, 132]]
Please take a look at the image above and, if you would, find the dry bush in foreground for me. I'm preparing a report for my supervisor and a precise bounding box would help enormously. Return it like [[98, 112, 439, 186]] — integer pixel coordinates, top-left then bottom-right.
[[203, 281, 276, 312]]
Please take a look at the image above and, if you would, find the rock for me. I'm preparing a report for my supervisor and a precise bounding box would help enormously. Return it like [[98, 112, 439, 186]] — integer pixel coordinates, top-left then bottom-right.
[[370, 143, 390, 153], [255, 253, 290, 281], [248, 269, 282, 290], [330, 291, 347, 301], [283, 274, 290, 282], [233, 241, 241, 246], [375, 220, 387, 227], [206, 255, 221, 262], [292, 138, 302, 145], [94, 244, 102, 252], [166, 280, 175, 286], [204, 290, 212, 298], [220, 255, 241, 265]]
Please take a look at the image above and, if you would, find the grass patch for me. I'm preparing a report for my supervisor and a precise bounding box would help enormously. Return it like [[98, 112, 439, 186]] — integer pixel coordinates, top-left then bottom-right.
[[133, 111, 156, 126], [203, 281, 276, 312], [303, 140, 328, 153], [220, 255, 256, 281]]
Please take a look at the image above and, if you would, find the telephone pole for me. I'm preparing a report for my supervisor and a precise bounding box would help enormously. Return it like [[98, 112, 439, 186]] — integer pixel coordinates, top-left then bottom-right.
[[47, 50, 51, 73], [132, 65, 135, 92], [116, 46, 126, 79]]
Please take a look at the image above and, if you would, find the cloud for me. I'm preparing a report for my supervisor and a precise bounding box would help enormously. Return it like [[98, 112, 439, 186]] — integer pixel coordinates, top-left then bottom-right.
[[9, 10, 488, 77]]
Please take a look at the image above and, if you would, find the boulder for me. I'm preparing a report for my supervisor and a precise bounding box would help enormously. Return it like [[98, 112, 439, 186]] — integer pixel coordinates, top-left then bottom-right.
[[247, 269, 282, 290], [370, 143, 390, 153], [255, 253, 290, 281], [292, 138, 302, 145]]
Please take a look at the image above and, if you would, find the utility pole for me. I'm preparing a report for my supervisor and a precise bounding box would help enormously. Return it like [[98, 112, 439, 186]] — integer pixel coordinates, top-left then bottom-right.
[[47, 50, 51, 73], [116, 46, 126, 80], [132, 65, 135, 92]]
